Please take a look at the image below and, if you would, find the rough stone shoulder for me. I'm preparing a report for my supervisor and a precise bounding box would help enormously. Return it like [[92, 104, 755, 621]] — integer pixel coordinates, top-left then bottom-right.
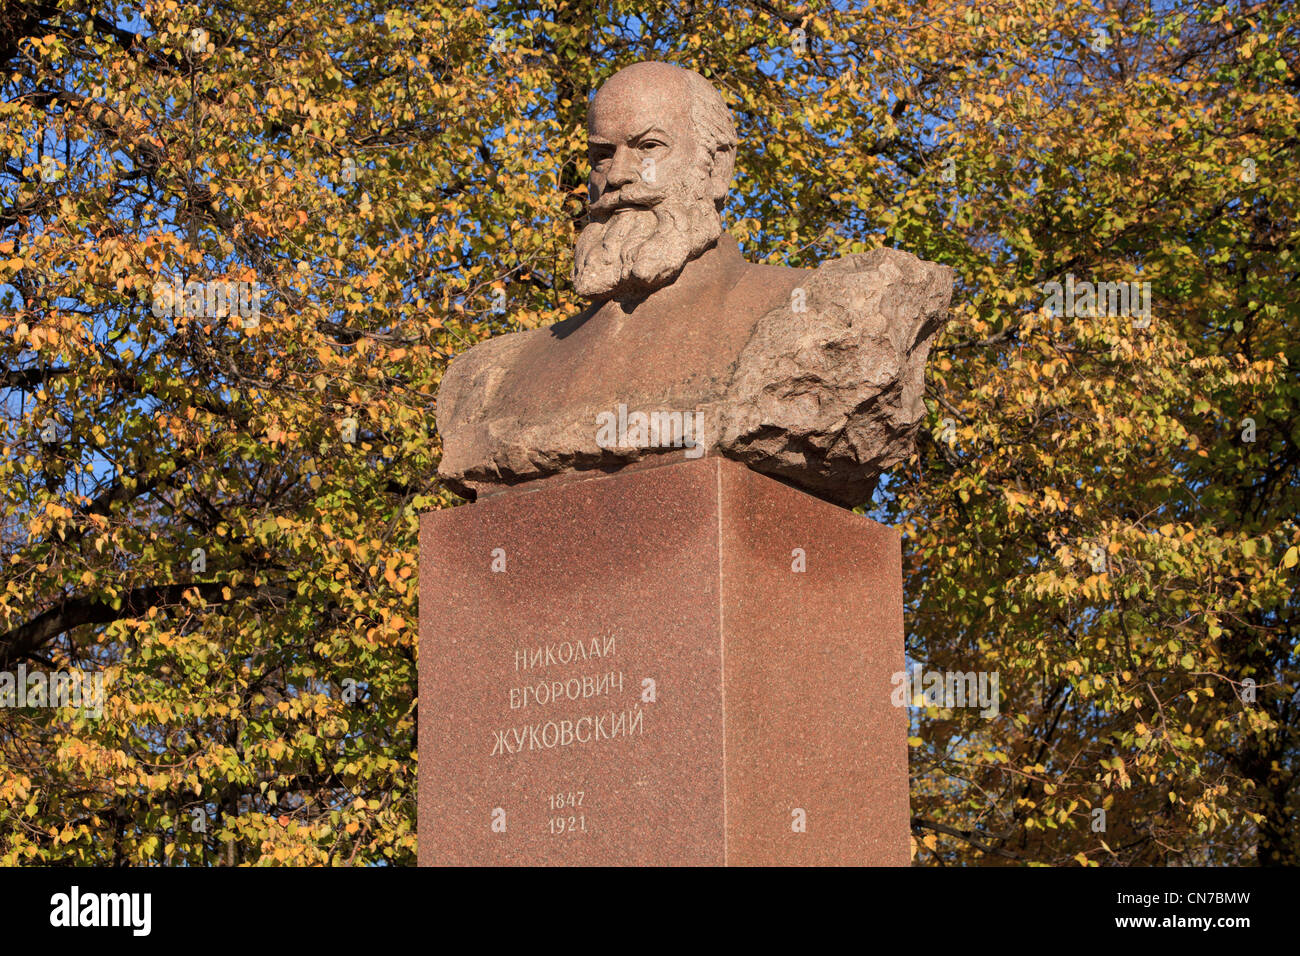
[[816, 247, 954, 347], [713, 248, 955, 506], [724, 248, 953, 401], [435, 329, 532, 431]]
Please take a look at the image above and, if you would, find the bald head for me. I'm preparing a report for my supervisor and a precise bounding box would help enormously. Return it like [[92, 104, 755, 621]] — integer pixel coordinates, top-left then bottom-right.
[[591, 63, 736, 174]]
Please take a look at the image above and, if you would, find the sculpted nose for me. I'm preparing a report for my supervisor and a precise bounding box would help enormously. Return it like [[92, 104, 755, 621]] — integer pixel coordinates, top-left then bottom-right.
[[605, 145, 640, 189]]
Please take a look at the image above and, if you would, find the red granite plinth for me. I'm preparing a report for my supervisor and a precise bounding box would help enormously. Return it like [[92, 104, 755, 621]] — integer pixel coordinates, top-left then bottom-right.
[[418, 455, 910, 866]]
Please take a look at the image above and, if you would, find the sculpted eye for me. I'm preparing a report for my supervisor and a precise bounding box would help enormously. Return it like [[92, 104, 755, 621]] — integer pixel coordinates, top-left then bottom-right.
[[638, 140, 666, 151]]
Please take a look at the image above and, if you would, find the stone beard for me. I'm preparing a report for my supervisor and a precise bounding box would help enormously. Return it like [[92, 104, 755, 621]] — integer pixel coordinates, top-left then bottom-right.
[[573, 152, 723, 300]]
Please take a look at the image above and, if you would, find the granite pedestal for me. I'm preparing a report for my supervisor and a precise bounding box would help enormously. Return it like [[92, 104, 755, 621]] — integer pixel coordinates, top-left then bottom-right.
[[418, 455, 909, 865]]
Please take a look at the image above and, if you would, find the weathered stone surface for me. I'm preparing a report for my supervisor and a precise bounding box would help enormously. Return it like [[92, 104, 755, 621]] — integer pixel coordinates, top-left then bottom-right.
[[712, 246, 953, 506], [437, 240, 952, 508]]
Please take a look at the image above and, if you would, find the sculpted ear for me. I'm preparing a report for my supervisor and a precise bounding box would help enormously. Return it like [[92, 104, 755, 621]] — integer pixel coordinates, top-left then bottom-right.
[[708, 146, 735, 206]]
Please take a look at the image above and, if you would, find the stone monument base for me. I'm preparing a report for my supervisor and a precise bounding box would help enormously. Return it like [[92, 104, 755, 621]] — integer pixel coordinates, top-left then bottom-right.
[[418, 455, 910, 865]]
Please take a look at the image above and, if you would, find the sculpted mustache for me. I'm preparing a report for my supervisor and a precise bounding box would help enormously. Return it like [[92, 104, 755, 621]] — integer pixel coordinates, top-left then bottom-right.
[[588, 186, 666, 214]]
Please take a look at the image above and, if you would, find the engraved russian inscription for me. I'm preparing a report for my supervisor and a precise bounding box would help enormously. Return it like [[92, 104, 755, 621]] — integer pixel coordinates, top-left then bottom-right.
[[491, 636, 648, 756]]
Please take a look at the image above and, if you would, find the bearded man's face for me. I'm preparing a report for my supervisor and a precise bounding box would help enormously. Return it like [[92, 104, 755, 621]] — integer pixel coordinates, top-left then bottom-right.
[[574, 74, 727, 301]]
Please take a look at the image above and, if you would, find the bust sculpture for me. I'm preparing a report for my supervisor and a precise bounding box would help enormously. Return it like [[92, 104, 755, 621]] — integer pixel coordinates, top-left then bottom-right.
[[436, 61, 954, 508]]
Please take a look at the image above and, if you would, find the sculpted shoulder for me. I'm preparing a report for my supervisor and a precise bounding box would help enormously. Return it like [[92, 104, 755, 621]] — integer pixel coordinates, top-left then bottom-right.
[[435, 325, 544, 437], [436, 244, 953, 505]]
